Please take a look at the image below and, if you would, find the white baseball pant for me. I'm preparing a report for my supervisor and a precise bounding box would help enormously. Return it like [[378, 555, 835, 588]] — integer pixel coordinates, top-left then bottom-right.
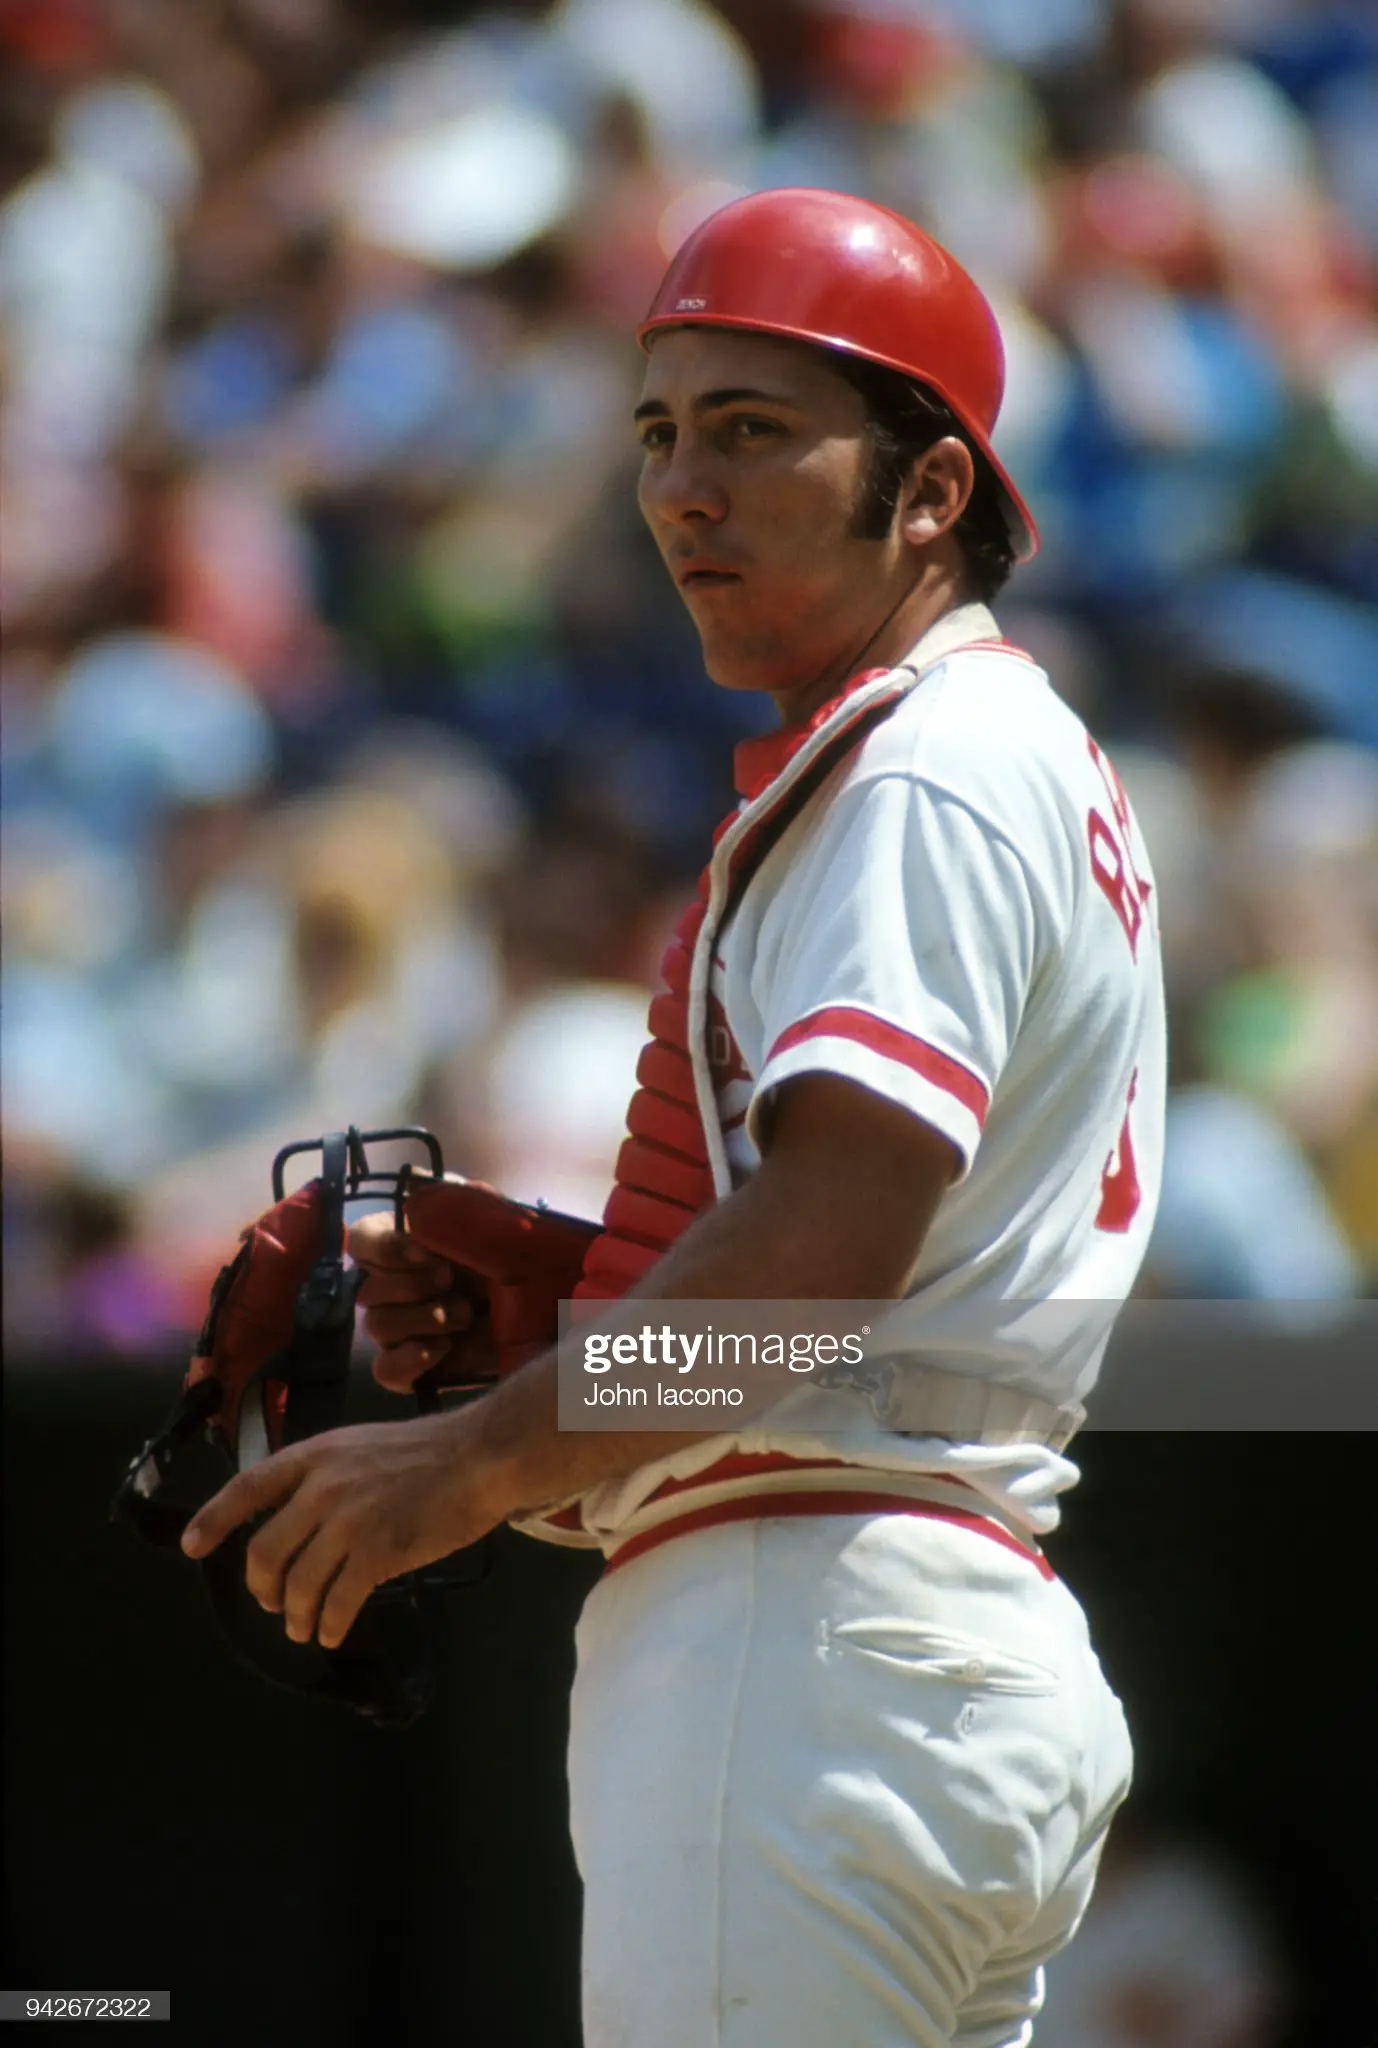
[[569, 1510, 1133, 2047]]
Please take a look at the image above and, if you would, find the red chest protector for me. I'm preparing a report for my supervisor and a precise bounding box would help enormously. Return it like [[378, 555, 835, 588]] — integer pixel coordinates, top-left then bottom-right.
[[575, 671, 905, 1304]]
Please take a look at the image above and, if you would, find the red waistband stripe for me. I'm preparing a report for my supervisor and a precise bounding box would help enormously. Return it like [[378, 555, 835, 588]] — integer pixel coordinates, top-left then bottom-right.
[[603, 1491, 1055, 1579]]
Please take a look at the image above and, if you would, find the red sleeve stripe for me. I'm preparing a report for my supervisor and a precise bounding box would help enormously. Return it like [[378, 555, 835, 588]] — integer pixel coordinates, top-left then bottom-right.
[[765, 1008, 990, 1128]]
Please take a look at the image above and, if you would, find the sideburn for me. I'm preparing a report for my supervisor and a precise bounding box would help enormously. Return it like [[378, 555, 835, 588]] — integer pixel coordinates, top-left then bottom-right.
[[848, 428, 911, 542]]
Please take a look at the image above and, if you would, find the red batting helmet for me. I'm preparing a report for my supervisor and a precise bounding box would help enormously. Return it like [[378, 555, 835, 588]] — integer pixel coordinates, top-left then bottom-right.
[[638, 187, 1037, 560]]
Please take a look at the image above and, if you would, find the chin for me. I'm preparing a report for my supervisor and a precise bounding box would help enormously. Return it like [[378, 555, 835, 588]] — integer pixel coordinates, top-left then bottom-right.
[[698, 633, 785, 697], [703, 661, 767, 695]]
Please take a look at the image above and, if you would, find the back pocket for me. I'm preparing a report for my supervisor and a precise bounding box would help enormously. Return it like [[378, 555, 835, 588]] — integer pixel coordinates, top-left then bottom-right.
[[827, 1619, 1060, 1695]]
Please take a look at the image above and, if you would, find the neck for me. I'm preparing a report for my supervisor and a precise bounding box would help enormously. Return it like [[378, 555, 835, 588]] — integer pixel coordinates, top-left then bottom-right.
[[767, 560, 970, 726]]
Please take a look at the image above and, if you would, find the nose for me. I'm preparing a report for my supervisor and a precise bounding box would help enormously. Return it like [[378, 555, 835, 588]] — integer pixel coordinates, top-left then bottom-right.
[[639, 436, 729, 530]]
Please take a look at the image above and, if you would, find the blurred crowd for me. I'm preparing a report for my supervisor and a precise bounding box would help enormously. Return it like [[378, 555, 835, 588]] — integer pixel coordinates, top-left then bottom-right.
[[3, 0, 1377, 1358]]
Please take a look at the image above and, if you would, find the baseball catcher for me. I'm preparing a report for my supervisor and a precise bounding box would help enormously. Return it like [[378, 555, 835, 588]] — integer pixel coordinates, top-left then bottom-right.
[[127, 190, 1165, 2046]]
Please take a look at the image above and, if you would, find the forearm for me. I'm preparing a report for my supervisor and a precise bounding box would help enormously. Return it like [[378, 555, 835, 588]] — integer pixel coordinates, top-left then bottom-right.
[[463, 1168, 850, 1517], [457, 1074, 955, 1521]]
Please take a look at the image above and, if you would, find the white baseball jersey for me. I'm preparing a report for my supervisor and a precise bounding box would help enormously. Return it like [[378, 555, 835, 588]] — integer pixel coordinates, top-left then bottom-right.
[[542, 602, 1166, 1547]]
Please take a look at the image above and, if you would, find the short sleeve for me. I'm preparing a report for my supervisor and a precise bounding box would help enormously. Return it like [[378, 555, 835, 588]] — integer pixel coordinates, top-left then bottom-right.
[[746, 771, 1044, 1177]]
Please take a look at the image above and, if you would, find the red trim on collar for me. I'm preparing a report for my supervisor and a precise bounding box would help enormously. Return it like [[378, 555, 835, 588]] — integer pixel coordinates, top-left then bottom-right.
[[732, 667, 891, 800], [962, 638, 1038, 665], [729, 635, 1032, 802]]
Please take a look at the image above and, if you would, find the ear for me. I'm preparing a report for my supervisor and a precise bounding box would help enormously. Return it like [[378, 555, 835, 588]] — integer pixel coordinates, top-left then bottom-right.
[[898, 437, 974, 548]]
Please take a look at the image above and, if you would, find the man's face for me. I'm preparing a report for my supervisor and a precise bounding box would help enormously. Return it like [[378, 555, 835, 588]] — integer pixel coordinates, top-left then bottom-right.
[[635, 327, 907, 700]]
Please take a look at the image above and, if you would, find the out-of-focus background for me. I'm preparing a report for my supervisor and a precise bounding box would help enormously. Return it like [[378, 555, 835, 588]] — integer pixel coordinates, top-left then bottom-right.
[[5, 0, 1378, 1335], [2, 1, 1375, 2043]]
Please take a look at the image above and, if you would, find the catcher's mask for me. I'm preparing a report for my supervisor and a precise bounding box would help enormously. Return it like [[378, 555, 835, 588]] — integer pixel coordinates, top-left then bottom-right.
[[112, 1125, 470, 1728]]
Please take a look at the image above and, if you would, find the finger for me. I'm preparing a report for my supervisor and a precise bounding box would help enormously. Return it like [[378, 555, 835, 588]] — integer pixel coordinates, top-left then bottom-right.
[[361, 1295, 472, 1350], [182, 1453, 303, 1558], [281, 1526, 352, 1644], [371, 1339, 452, 1392], [353, 1261, 463, 1310], [318, 1559, 381, 1651], [346, 1214, 435, 1269], [243, 1488, 327, 1612]]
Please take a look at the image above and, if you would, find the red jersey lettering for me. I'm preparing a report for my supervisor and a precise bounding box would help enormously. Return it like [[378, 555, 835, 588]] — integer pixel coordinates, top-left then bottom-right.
[[1095, 1071, 1141, 1232], [1086, 737, 1152, 961]]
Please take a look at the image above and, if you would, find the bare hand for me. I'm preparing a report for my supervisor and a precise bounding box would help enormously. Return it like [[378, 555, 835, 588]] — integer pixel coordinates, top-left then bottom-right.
[[179, 1409, 507, 1648], [347, 1211, 495, 1392]]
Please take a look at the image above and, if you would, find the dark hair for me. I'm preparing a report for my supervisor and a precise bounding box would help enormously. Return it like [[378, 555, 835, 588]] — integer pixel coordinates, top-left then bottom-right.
[[829, 352, 1017, 602]]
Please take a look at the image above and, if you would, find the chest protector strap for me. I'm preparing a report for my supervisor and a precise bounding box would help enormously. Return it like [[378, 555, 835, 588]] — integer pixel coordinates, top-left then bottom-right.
[[575, 685, 907, 1304]]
